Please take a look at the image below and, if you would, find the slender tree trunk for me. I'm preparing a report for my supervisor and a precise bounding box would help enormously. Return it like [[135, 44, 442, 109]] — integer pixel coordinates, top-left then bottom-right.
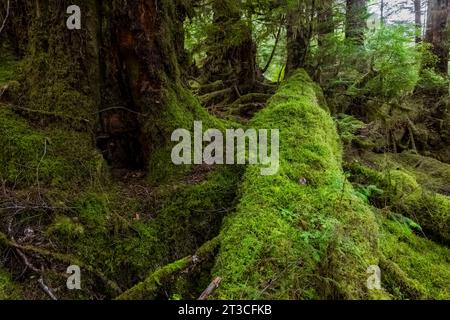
[[317, 0, 334, 48], [202, 0, 259, 95], [345, 0, 367, 45], [414, 0, 423, 43], [316, 0, 335, 83], [425, 0, 450, 75]]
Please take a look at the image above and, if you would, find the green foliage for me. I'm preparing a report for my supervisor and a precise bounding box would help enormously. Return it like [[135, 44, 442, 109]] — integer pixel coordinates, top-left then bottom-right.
[[364, 25, 420, 100], [335, 114, 366, 144], [416, 68, 449, 95], [325, 25, 422, 117]]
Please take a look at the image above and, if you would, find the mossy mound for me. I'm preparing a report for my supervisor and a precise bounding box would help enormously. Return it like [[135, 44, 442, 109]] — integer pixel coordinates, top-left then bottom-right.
[[0, 107, 105, 188], [1, 49, 242, 299], [380, 217, 450, 299], [212, 70, 381, 299], [346, 152, 450, 245]]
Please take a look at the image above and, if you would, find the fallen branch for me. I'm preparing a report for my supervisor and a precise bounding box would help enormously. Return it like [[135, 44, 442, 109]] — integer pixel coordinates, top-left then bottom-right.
[[38, 278, 58, 301], [0, 102, 92, 131], [198, 277, 221, 300], [1, 227, 58, 300], [199, 88, 232, 106]]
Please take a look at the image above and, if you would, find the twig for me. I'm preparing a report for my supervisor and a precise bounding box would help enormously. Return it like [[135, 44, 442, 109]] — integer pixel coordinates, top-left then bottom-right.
[[262, 17, 284, 74], [3, 224, 59, 300], [36, 138, 48, 202], [38, 278, 58, 300], [198, 277, 221, 300], [0, 0, 10, 35]]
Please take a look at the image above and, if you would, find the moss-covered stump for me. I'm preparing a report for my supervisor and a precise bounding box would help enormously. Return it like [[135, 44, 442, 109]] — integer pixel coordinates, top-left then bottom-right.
[[212, 70, 381, 300]]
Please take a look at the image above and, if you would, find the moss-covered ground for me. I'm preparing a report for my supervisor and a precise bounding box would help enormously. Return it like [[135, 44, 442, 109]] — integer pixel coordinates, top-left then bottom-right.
[[1, 44, 450, 299]]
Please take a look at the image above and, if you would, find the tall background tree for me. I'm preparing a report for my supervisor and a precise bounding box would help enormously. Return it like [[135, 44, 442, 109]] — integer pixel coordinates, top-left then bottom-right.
[[345, 0, 367, 45], [425, 0, 450, 75]]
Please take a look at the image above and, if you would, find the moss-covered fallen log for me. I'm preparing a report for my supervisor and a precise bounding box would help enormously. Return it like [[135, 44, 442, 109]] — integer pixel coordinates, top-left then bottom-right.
[[211, 70, 383, 299]]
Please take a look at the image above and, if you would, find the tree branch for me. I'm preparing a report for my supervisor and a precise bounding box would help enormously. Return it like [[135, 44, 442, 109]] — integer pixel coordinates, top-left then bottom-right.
[[0, 0, 10, 35]]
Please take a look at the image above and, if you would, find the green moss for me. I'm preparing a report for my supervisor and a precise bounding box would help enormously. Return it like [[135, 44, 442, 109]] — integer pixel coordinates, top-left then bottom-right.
[[346, 152, 450, 245], [362, 151, 450, 195], [41, 165, 241, 296], [0, 48, 17, 85], [212, 70, 381, 300], [380, 218, 450, 299], [0, 108, 105, 188], [117, 237, 219, 300], [46, 216, 85, 240], [394, 190, 450, 245], [145, 83, 241, 184], [117, 256, 192, 300], [0, 269, 22, 300]]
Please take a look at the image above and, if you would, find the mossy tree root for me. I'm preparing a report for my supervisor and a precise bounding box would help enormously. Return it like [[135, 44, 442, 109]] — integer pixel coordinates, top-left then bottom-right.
[[116, 237, 220, 300]]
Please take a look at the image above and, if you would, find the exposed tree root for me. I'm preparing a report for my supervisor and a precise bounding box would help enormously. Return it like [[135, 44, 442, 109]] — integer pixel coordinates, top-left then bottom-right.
[[0, 102, 92, 132], [199, 88, 233, 107]]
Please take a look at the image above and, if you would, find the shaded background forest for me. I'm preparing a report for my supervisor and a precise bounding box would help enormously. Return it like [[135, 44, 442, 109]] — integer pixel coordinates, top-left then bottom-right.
[[0, 0, 450, 300]]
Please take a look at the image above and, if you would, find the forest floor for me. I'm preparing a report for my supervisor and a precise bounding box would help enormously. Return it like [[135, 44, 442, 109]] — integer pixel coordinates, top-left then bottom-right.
[[1, 41, 450, 300]]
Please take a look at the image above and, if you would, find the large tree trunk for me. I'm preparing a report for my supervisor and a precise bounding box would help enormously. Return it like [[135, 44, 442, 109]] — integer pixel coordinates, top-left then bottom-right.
[[425, 0, 450, 75], [6, 0, 189, 172], [345, 0, 367, 45]]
